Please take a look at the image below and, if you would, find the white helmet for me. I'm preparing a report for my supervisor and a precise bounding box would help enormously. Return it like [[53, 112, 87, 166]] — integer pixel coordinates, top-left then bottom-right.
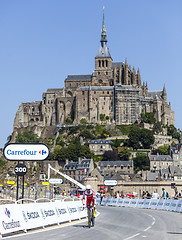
[[86, 185, 91, 190]]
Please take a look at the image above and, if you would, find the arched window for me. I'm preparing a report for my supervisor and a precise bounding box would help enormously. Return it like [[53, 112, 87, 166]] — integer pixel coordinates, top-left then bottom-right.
[[102, 60, 104, 67], [99, 60, 101, 67]]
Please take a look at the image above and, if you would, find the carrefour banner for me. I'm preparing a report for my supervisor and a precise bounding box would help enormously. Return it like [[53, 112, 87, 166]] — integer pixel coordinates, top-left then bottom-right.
[[0, 200, 85, 235], [0, 204, 24, 234]]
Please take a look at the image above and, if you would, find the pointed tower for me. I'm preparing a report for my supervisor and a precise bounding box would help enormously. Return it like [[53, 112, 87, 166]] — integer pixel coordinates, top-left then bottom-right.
[[124, 58, 128, 85], [137, 68, 141, 86], [162, 84, 167, 102], [94, 6, 112, 86]]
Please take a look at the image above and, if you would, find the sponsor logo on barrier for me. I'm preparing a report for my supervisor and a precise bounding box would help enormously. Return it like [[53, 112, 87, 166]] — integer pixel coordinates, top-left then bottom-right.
[[56, 208, 67, 217], [5, 208, 11, 218], [22, 211, 28, 222], [68, 207, 77, 214], [40, 209, 46, 220], [40, 209, 56, 219], [2, 220, 21, 230]]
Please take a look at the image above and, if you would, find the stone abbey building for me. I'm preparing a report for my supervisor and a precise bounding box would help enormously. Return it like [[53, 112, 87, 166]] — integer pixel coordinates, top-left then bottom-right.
[[13, 10, 175, 137]]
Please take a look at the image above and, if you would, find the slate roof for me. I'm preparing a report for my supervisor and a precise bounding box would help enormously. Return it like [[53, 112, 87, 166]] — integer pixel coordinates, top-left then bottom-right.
[[98, 161, 133, 167], [148, 91, 162, 99], [149, 155, 173, 161], [110, 172, 124, 181], [95, 44, 111, 58], [80, 86, 114, 91], [112, 62, 124, 68], [89, 139, 113, 144], [64, 159, 92, 170], [147, 172, 159, 181], [65, 75, 92, 81]]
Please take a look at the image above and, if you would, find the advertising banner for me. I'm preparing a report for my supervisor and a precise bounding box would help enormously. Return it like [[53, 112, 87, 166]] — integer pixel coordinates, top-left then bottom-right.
[[111, 197, 119, 207], [156, 199, 165, 210], [117, 198, 124, 207], [66, 201, 80, 221], [176, 200, 182, 212], [0, 204, 24, 235], [122, 199, 130, 207], [19, 203, 44, 230], [143, 199, 151, 209], [137, 199, 145, 208], [75, 201, 87, 219], [129, 199, 138, 208], [101, 197, 107, 206], [163, 199, 172, 211], [149, 199, 159, 209], [169, 200, 179, 212], [3, 143, 49, 161], [106, 197, 112, 206]]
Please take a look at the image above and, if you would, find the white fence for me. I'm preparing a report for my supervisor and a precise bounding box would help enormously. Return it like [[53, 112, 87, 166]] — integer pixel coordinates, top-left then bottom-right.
[[0, 199, 87, 236], [96, 197, 182, 213]]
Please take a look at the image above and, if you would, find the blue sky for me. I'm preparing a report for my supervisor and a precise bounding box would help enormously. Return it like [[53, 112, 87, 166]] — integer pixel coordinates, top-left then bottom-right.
[[0, 0, 182, 148]]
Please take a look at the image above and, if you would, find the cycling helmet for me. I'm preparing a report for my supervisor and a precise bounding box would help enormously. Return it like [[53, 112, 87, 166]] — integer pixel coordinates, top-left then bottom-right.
[[85, 185, 91, 190]]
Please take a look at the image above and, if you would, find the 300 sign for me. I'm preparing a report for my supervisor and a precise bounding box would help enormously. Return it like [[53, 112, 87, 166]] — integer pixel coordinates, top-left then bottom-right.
[[14, 163, 27, 176]]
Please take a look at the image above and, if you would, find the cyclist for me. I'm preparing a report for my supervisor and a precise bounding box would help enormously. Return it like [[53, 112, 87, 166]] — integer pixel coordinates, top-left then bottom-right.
[[82, 185, 96, 226]]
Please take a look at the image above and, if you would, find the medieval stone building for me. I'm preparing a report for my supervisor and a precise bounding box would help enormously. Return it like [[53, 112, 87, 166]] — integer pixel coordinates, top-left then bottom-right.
[[13, 10, 175, 137]]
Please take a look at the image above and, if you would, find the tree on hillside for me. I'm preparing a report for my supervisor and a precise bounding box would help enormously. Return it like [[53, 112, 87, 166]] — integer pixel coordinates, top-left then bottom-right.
[[153, 121, 163, 134], [157, 145, 169, 155], [133, 153, 150, 172], [167, 125, 181, 141], [118, 148, 131, 161], [141, 112, 156, 124], [16, 130, 40, 143], [128, 126, 154, 149], [128, 126, 141, 149], [140, 128, 155, 149], [53, 138, 92, 162], [102, 150, 118, 161], [112, 138, 123, 150]]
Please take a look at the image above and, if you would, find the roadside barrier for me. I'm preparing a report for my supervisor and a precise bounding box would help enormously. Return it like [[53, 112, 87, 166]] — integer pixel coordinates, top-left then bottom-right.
[[97, 197, 182, 213], [0, 199, 87, 237]]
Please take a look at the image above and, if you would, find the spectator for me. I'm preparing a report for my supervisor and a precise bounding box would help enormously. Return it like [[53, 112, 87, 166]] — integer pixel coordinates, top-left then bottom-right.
[[146, 191, 151, 199], [162, 188, 167, 199], [100, 192, 103, 204], [142, 191, 146, 199]]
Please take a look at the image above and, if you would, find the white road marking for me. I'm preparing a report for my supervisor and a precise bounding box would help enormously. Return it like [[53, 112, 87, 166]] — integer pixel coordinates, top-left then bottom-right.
[[123, 213, 156, 240]]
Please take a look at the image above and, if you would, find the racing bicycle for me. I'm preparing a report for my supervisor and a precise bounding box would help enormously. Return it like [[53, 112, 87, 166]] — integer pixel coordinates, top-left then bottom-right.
[[87, 205, 95, 228]]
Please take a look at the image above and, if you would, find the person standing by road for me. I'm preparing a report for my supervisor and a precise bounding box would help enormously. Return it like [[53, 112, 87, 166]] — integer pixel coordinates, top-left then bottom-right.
[[162, 188, 167, 199]]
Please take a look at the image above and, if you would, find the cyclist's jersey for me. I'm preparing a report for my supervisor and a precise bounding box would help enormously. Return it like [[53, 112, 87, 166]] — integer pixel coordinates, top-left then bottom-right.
[[83, 189, 96, 206]]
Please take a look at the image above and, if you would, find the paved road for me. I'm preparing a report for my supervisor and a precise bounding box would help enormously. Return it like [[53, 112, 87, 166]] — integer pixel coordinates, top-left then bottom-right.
[[4, 206, 182, 240]]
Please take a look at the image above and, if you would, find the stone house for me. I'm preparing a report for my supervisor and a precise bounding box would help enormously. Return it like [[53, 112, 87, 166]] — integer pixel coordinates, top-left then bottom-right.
[[88, 139, 113, 155], [171, 143, 182, 167], [64, 158, 94, 186], [98, 160, 134, 179], [149, 155, 173, 171]]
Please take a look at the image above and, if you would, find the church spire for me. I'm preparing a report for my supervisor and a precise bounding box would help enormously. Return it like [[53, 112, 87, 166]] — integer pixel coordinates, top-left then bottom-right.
[[95, 6, 111, 59], [101, 6, 107, 43]]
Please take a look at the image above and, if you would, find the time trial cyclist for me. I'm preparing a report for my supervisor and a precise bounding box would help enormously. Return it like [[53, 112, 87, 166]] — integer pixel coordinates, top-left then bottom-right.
[[82, 185, 96, 224]]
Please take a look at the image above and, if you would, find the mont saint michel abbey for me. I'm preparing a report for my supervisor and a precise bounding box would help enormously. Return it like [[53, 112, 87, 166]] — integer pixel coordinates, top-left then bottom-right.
[[13, 10, 175, 137]]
